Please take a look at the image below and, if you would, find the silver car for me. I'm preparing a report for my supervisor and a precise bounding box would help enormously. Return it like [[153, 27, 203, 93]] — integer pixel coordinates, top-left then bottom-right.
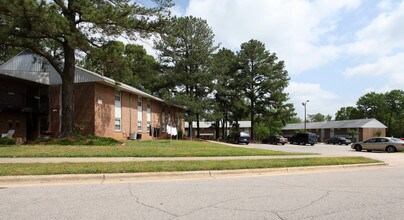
[[351, 137, 404, 153]]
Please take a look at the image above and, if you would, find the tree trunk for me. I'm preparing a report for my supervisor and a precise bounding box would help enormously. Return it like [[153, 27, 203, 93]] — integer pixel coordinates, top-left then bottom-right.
[[59, 46, 75, 137], [250, 108, 254, 142], [188, 120, 192, 140], [221, 118, 225, 140], [196, 113, 200, 138], [215, 120, 220, 140]]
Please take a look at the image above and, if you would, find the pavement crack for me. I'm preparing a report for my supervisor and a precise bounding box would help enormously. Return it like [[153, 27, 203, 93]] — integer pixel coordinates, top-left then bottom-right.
[[127, 184, 178, 218], [174, 194, 285, 219], [285, 190, 331, 213], [100, 174, 105, 184]]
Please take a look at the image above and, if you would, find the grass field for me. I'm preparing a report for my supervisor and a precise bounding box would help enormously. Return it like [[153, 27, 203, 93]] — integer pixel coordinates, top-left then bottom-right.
[[0, 140, 309, 157], [0, 157, 380, 176]]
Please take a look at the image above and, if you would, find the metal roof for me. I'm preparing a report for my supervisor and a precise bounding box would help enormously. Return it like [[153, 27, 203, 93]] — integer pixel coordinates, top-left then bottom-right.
[[0, 50, 184, 108], [282, 118, 387, 130], [185, 121, 251, 128]]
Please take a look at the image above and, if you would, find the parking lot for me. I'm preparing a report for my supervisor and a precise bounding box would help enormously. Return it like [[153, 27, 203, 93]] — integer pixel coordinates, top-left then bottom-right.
[[245, 142, 404, 167]]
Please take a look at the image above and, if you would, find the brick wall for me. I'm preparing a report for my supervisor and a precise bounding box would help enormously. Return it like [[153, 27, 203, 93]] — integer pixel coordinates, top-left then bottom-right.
[[74, 83, 95, 135]]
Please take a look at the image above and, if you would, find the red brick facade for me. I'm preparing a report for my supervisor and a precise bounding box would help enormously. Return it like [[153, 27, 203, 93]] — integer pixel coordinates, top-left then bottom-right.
[[1, 77, 185, 141]]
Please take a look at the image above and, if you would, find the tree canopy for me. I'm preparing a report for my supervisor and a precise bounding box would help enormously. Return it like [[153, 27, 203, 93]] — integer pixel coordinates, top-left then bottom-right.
[[237, 39, 292, 141], [79, 41, 162, 95], [154, 16, 217, 138], [334, 90, 404, 137]]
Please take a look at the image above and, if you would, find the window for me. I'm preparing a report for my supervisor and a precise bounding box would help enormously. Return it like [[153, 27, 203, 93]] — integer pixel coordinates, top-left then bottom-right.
[[115, 90, 121, 102], [147, 101, 151, 134], [115, 119, 121, 131], [137, 97, 142, 131], [115, 90, 121, 131]]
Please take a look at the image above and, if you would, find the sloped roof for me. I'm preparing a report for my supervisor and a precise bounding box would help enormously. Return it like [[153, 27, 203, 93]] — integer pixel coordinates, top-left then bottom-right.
[[282, 118, 387, 130], [185, 121, 251, 128], [0, 50, 184, 108]]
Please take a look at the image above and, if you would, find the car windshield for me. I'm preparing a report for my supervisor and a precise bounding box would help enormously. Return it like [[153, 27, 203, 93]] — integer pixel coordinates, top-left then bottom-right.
[[240, 132, 250, 137]]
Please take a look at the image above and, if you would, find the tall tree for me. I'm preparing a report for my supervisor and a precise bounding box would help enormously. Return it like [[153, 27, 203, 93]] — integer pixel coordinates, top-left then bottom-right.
[[154, 16, 217, 138], [0, 0, 172, 137], [356, 92, 388, 124], [308, 113, 332, 122], [384, 90, 404, 137], [335, 106, 363, 120], [210, 48, 242, 139], [80, 41, 162, 95], [237, 39, 290, 141], [0, 45, 20, 64]]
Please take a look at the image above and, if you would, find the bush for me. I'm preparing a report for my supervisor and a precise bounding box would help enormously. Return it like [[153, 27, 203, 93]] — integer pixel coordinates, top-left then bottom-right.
[[0, 137, 16, 146], [26, 135, 119, 146]]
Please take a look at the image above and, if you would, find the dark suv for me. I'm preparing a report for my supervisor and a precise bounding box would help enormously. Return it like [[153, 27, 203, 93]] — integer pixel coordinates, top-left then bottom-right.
[[325, 136, 352, 145], [290, 133, 317, 146], [226, 132, 250, 145], [262, 135, 288, 145]]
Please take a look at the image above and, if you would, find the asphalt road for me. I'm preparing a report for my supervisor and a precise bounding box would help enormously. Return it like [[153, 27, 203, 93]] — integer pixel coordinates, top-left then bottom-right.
[[1, 166, 404, 220]]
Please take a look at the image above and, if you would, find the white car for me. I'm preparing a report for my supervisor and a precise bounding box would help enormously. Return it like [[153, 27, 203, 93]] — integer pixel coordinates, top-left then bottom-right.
[[351, 137, 404, 153]]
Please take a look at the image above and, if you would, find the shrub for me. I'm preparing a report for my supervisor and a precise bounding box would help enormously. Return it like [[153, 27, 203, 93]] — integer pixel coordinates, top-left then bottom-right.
[[0, 137, 16, 146]]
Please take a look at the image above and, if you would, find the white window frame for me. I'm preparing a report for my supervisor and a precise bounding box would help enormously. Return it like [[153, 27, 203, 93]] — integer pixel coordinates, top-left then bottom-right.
[[137, 97, 142, 132], [114, 90, 121, 131], [147, 101, 151, 134], [114, 119, 121, 131]]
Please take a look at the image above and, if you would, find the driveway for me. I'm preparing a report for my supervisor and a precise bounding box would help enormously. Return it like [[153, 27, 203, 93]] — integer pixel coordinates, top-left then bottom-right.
[[243, 142, 404, 167]]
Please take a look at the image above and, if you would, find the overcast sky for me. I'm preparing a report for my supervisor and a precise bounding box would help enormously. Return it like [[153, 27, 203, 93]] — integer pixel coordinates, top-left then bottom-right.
[[167, 0, 404, 119]]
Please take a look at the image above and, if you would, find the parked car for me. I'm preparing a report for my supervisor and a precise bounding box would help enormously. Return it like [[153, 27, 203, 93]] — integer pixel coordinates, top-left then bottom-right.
[[262, 135, 288, 145], [289, 133, 317, 146], [226, 132, 250, 145], [325, 136, 352, 145], [351, 137, 404, 153]]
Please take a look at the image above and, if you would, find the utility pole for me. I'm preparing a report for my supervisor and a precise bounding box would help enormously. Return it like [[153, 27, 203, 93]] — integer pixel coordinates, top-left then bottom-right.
[[302, 100, 309, 132]]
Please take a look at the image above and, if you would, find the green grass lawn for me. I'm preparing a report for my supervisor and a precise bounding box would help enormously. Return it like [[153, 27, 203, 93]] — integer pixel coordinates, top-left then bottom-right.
[[0, 157, 380, 176], [0, 140, 309, 158]]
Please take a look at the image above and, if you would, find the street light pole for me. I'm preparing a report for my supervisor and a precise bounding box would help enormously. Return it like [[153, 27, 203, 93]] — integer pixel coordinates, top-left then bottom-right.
[[302, 100, 309, 132]]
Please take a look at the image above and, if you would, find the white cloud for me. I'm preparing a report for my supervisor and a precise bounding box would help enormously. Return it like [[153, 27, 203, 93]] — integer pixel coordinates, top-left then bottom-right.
[[344, 53, 404, 89], [286, 82, 343, 119], [347, 1, 404, 56], [184, 0, 362, 74]]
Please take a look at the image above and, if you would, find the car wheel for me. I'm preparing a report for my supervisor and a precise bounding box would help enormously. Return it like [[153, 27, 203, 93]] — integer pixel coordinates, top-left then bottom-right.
[[386, 146, 396, 153], [354, 144, 362, 151], [282, 143, 285, 145], [246, 142, 249, 145], [367, 150, 372, 152], [310, 143, 314, 146]]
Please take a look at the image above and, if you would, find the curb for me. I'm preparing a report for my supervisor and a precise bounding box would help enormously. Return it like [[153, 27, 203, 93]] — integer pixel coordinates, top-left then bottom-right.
[[0, 162, 388, 187]]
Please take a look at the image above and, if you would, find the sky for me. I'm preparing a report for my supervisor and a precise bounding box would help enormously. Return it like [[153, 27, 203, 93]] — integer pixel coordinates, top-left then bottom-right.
[[163, 0, 404, 119]]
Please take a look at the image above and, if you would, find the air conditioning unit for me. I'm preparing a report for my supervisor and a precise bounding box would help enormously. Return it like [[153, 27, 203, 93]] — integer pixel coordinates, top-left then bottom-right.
[[129, 133, 137, 140]]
